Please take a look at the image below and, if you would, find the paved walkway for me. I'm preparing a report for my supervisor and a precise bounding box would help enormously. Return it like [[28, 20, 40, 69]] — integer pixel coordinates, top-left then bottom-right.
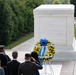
[[5, 38, 76, 75], [5, 38, 34, 61]]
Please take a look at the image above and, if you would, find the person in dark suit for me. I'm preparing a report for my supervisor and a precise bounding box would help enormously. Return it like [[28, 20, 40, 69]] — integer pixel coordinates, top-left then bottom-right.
[[0, 45, 9, 75], [7, 51, 20, 75], [4, 50, 11, 62], [31, 51, 40, 75], [18, 53, 43, 75]]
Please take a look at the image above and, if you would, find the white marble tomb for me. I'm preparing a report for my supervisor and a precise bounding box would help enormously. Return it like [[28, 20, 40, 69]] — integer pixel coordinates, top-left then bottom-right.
[[33, 5, 76, 61]]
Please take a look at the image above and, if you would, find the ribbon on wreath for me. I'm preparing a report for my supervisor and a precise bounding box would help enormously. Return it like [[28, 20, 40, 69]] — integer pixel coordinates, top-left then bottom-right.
[[38, 39, 48, 66]]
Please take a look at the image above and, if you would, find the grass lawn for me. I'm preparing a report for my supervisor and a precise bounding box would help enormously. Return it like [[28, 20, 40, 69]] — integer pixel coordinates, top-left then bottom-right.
[[5, 32, 34, 49]]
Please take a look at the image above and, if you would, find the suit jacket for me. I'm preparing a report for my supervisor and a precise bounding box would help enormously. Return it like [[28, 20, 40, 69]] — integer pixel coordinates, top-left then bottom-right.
[[0, 54, 8, 75], [7, 60, 20, 75], [5, 55, 11, 62], [0, 54, 7, 67], [18, 61, 43, 75]]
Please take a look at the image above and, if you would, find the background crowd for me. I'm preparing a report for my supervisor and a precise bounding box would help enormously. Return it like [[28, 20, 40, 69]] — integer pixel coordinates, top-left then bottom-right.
[[0, 45, 43, 75]]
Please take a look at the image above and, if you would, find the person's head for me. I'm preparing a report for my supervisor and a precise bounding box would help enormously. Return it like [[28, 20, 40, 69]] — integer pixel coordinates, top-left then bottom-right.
[[12, 51, 18, 59], [0, 45, 5, 52], [25, 53, 31, 61], [31, 51, 38, 61]]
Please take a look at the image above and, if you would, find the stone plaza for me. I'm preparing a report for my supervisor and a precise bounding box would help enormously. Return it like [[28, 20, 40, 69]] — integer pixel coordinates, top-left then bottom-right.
[[5, 38, 76, 75]]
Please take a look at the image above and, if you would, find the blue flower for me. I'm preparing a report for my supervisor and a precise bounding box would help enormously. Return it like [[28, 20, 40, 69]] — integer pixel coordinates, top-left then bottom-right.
[[40, 39, 48, 46]]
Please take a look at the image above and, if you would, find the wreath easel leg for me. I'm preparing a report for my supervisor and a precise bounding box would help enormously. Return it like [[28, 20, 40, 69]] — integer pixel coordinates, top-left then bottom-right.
[[41, 61, 54, 75]]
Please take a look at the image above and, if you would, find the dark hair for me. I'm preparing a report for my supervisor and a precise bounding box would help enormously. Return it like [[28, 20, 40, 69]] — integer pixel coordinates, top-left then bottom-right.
[[25, 53, 31, 58], [12, 51, 18, 58], [31, 51, 38, 61]]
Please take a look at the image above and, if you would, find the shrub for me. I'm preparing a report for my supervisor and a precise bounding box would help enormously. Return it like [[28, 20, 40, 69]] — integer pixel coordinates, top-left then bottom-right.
[[52, 0, 61, 4], [0, 0, 44, 46]]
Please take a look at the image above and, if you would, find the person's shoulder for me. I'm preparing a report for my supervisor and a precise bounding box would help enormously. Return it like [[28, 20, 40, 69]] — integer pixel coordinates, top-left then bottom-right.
[[19, 62, 25, 65], [0, 54, 8, 60], [7, 60, 12, 64], [19, 62, 25, 68], [20, 61, 32, 66], [5, 54, 11, 61], [10, 60, 20, 64], [0, 54, 6, 57], [7, 60, 16, 64], [7, 60, 13, 66], [18, 61, 20, 64], [15, 60, 20, 64], [7, 60, 20, 67]]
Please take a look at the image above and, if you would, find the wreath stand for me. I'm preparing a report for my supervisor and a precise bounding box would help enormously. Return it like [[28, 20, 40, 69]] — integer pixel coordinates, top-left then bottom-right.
[[39, 56, 54, 75], [34, 39, 55, 75]]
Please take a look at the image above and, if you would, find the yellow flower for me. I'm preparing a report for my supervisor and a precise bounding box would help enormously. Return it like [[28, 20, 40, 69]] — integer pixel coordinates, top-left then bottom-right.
[[37, 42, 40, 44], [44, 54, 48, 56], [33, 39, 55, 62], [37, 44, 41, 46]]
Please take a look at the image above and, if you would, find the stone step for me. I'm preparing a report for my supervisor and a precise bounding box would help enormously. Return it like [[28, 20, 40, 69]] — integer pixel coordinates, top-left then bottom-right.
[[52, 51, 76, 61]]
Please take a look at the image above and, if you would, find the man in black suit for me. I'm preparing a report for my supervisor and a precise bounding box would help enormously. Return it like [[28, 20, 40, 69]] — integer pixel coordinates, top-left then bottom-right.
[[7, 51, 20, 75], [18, 53, 43, 75], [0, 45, 10, 75]]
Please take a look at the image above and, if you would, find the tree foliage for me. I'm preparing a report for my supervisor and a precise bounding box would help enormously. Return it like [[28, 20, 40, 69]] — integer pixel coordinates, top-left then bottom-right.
[[70, 0, 76, 5], [0, 0, 44, 45], [52, 0, 61, 4], [62, 0, 70, 4]]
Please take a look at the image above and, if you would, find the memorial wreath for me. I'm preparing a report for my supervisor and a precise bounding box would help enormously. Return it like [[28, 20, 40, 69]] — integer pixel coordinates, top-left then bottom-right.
[[34, 39, 55, 62]]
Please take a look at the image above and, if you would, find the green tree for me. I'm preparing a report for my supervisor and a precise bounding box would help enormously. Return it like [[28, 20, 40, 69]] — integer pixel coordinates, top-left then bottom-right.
[[25, 0, 44, 32], [0, 0, 18, 45], [52, 0, 61, 4], [70, 0, 76, 5], [0, 0, 44, 46], [62, 0, 70, 4], [9, 0, 25, 36]]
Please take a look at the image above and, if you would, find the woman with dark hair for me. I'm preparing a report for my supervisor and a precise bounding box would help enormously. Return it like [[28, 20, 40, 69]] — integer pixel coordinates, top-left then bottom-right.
[[31, 51, 40, 75]]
